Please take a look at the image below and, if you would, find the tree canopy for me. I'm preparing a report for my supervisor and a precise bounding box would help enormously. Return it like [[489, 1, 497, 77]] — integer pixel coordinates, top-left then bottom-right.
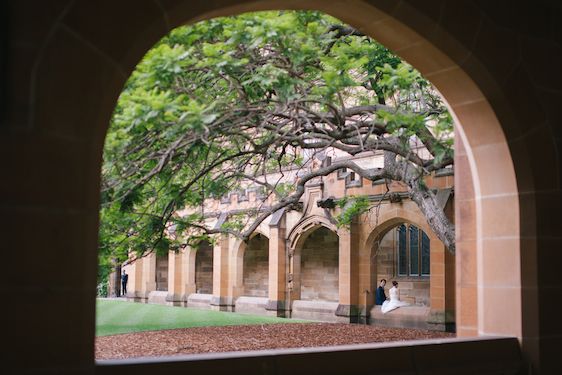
[[99, 11, 454, 280]]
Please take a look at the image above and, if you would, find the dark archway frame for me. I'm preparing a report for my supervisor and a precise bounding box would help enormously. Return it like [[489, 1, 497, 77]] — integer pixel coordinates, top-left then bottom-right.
[[90, 0, 523, 367], [9, 1, 552, 373]]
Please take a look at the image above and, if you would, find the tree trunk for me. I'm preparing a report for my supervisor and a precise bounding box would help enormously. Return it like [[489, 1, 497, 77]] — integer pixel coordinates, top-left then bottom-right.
[[382, 151, 455, 254], [408, 182, 455, 254], [111, 260, 121, 297]]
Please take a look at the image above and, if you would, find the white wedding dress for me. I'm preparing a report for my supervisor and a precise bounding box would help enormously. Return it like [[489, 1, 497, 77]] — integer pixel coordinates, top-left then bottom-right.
[[381, 286, 409, 314]]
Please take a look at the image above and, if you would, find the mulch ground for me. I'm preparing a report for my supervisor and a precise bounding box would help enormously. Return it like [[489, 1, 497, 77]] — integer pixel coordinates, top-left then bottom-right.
[[96, 323, 454, 360]]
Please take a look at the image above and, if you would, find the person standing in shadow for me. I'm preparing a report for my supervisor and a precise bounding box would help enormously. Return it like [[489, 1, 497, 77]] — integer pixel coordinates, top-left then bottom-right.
[[375, 279, 387, 305], [121, 269, 128, 297]]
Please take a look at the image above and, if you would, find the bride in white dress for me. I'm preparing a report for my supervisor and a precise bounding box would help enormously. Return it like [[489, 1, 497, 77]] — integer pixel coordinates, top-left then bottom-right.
[[381, 281, 409, 314]]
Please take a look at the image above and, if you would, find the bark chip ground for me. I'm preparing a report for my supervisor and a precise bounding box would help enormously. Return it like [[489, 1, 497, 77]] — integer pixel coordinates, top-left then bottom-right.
[[96, 323, 454, 360]]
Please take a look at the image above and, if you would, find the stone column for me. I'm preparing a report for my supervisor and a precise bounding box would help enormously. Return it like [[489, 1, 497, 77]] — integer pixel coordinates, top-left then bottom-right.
[[228, 239, 245, 302], [108, 267, 120, 298], [444, 247, 456, 330], [181, 247, 197, 306], [289, 245, 301, 303], [429, 240, 445, 319], [454, 128, 478, 337], [427, 239, 455, 330], [266, 210, 288, 317], [357, 224, 373, 324], [336, 224, 360, 322], [211, 234, 234, 311], [126, 257, 143, 301], [140, 252, 157, 303], [166, 250, 183, 306]]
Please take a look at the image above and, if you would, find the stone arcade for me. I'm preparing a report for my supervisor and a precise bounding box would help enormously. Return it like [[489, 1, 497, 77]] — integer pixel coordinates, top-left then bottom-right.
[[117, 161, 455, 331]]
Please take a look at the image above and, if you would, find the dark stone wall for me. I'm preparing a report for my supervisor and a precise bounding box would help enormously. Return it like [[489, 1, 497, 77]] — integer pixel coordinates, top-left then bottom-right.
[[156, 253, 168, 291], [301, 227, 339, 302], [195, 240, 213, 294], [243, 234, 269, 297]]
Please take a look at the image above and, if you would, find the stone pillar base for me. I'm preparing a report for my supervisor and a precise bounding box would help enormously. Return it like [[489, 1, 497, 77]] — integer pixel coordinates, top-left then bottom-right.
[[180, 293, 190, 307], [265, 300, 290, 317], [357, 304, 371, 324], [137, 292, 151, 303], [428, 309, 456, 332], [165, 293, 182, 306], [125, 291, 143, 303], [210, 296, 235, 312], [335, 304, 361, 323]]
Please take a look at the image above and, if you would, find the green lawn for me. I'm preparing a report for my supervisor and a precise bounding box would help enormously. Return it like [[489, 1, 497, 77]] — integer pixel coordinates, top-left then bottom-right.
[[96, 299, 306, 336]]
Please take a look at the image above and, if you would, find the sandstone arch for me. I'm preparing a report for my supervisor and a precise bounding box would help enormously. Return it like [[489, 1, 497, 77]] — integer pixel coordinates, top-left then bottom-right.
[[287, 214, 338, 252], [230, 229, 270, 300], [360, 206, 454, 329]]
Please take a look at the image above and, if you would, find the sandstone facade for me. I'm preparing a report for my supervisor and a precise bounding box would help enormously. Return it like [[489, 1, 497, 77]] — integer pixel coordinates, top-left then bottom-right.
[[121, 166, 455, 330]]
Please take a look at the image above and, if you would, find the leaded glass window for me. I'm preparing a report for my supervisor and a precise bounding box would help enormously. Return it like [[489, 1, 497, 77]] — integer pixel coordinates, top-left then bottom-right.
[[409, 225, 419, 276], [395, 224, 430, 277], [397, 224, 408, 276], [421, 231, 430, 275]]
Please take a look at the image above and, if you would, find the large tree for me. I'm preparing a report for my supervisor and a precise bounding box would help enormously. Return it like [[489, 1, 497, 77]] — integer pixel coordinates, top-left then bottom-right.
[[99, 11, 454, 279]]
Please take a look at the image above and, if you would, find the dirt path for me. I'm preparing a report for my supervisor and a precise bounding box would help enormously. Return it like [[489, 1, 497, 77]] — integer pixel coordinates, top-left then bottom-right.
[[96, 323, 454, 360]]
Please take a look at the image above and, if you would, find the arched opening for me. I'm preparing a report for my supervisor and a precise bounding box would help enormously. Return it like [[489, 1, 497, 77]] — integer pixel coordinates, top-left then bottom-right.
[[155, 252, 168, 292], [374, 223, 431, 306], [232, 232, 271, 314], [290, 223, 341, 322], [93, 3, 519, 362], [300, 226, 339, 302], [369, 221, 442, 330], [363, 208, 455, 331], [242, 233, 269, 298], [97, 6, 464, 334], [98, 5, 462, 331], [195, 240, 213, 294]]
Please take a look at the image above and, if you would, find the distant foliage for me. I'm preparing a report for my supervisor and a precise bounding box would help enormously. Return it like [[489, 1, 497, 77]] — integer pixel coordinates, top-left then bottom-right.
[[97, 281, 109, 298], [99, 10, 455, 281]]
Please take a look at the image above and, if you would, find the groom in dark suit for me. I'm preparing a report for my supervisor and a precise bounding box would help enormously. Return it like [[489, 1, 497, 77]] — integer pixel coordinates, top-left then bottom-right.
[[375, 279, 387, 305], [121, 270, 128, 297]]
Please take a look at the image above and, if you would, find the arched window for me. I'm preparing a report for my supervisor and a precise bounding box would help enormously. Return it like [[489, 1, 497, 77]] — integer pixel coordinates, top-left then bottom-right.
[[396, 224, 430, 277]]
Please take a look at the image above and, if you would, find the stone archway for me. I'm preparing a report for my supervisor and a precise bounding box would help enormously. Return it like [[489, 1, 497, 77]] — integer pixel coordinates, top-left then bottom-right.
[[230, 229, 270, 299], [362, 209, 445, 300], [287, 216, 339, 301], [287, 214, 339, 252], [195, 240, 213, 294], [362, 206, 455, 331], [229, 230, 270, 313], [84, 1, 523, 342], [104, 0, 523, 342], [90, 0, 525, 343], [242, 233, 269, 297], [289, 221, 341, 322], [299, 227, 339, 302]]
